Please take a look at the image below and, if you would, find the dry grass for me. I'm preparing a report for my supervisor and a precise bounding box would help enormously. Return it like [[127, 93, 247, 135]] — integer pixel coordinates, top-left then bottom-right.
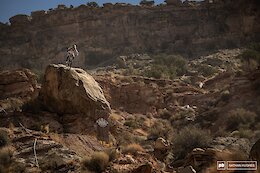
[[226, 108, 256, 131], [81, 151, 109, 173], [104, 147, 120, 161], [122, 143, 144, 155], [0, 147, 15, 172]]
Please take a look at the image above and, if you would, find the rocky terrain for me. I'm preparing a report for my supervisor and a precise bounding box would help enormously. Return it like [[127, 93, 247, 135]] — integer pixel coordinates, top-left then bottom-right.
[[0, 44, 260, 173], [0, 0, 259, 70]]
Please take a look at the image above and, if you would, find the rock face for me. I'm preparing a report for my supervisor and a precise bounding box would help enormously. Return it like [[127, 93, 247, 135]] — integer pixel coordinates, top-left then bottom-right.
[[40, 64, 110, 120], [0, 0, 259, 69], [0, 69, 38, 99]]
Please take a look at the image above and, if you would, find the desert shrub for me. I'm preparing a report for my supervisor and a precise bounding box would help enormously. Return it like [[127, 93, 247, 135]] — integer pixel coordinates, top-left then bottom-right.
[[236, 128, 254, 139], [239, 48, 260, 71], [0, 147, 13, 167], [22, 98, 43, 113], [170, 111, 187, 122], [144, 54, 188, 79], [144, 64, 168, 79], [154, 54, 188, 76], [124, 119, 138, 129], [248, 42, 260, 52], [172, 126, 212, 159], [8, 161, 26, 173], [87, 1, 99, 7], [158, 108, 172, 119], [31, 69, 44, 83], [104, 148, 119, 162], [148, 119, 172, 139], [122, 143, 144, 155], [220, 90, 230, 102], [0, 130, 9, 148], [81, 152, 109, 173], [226, 108, 256, 131], [140, 0, 155, 6], [198, 64, 218, 77]]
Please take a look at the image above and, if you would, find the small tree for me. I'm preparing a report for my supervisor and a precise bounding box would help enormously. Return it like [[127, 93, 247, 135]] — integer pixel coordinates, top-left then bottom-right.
[[87, 1, 99, 7], [140, 0, 155, 6]]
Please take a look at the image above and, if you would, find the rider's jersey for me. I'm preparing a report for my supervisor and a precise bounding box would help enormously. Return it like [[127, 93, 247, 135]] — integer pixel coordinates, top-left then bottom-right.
[[67, 46, 79, 58]]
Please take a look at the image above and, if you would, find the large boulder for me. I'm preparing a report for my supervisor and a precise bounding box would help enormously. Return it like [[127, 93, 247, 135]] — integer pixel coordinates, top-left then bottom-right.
[[40, 64, 111, 120]]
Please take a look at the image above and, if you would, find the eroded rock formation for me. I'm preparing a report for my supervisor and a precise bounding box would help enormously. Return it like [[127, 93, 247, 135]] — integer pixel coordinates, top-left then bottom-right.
[[0, 69, 38, 99], [40, 64, 111, 119], [0, 0, 259, 69]]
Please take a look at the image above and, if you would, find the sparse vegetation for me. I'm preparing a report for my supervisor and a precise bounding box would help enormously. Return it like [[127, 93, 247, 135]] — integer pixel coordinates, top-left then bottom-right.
[[226, 108, 256, 131], [158, 108, 172, 119], [197, 64, 218, 77], [81, 151, 109, 173], [124, 119, 138, 129], [104, 148, 120, 162], [122, 143, 144, 155], [87, 1, 99, 7], [140, 0, 155, 6], [0, 144, 25, 173], [0, 147, 13, 166], [172, 126, 212, 159], [144, 54, 188, 79], [220, 90, 230, 102], [239, 43, 260, 71], [31, 69, 45, 83], [0, 130, 9, 148], [148, 119, 172, 139]]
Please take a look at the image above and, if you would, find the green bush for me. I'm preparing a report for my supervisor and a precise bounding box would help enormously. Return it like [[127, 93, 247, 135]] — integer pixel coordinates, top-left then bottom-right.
[[144, 54, 188, 79], [226, 108, 256, 131], [148, 119, 172, 139], [124, 119, 138, 129], [87, 2, 99, 7], [172, 126, 212, 159], [198, 64, 218, 77], [240, 50, 260, 71], [158, 108, 172, 119], [140, 0, 155, 6], [248, 42, 260, 52], [81, 152, 109, 173], [144, 64, 166, 79], [0, 130, 9, 148]]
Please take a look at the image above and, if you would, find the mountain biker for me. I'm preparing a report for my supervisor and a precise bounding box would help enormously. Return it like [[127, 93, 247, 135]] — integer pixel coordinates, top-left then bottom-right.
[[66, 44, 79, 68]]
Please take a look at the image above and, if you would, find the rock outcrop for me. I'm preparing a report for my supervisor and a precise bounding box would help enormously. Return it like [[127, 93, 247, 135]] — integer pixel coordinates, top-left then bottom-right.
[[0, 68, 39, 112], [0, 69, 38, 99], [0, 124, 104, 172], [40, 64, 111, 120], [0, 0, 259, 69]]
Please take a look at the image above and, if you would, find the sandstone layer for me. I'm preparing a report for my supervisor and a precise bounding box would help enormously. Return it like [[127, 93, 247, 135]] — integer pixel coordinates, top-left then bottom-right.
[[0, 0, 259, 69], [40, 64, 111, 119]]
